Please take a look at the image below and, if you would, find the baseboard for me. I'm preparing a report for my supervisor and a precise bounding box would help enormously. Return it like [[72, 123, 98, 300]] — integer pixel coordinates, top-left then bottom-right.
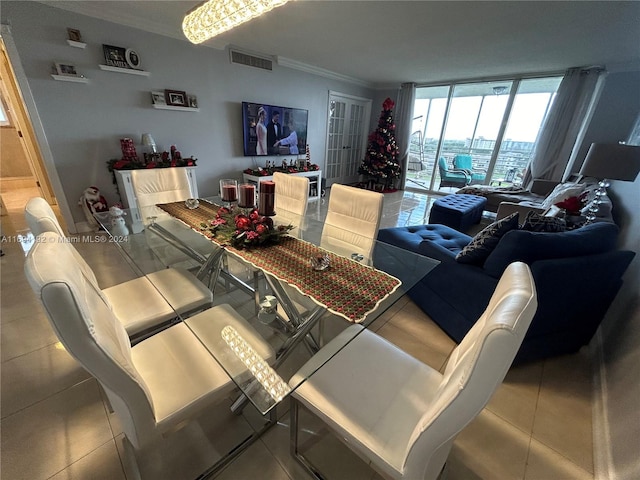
[[591, 329, 613, 480]]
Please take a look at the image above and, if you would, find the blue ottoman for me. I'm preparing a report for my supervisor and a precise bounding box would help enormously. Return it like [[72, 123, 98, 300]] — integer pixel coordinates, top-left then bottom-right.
[[429, 194, 487, 232]]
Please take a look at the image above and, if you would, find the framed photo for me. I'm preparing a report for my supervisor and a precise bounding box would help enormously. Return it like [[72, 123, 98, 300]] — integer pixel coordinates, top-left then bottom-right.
[[125, 49, 141, 69], [54, 62, 79, 77], [102, 44, 128, 69], [187, 95, 198, 108], [165, 89, 187, 107], [67, 28, 82, 42], [151, 91, 166, 106]]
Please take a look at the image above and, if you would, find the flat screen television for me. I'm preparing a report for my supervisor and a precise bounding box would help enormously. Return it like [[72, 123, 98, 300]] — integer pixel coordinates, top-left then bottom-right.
[[242, 102, 308, 157]]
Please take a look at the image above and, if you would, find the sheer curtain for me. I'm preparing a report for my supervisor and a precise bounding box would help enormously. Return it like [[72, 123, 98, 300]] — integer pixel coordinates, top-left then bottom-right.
[[522, 66, 606, 188], [395, 83, 416, 190]]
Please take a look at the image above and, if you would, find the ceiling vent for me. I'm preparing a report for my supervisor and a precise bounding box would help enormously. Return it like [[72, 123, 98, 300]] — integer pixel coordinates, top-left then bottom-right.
[[230, 50, 273, 71]]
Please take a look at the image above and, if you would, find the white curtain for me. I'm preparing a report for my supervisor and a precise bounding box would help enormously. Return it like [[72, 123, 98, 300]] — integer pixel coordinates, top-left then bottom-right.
[[395, 83, 416, 190], [522, 66, 605, 188]]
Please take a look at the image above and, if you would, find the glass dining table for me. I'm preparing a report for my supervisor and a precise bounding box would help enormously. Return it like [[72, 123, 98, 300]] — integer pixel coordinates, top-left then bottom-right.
[[94, 197, 438, 477]]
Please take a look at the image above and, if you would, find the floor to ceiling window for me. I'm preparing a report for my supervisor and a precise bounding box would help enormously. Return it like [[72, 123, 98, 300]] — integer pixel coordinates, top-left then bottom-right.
[[406, 76, 562, 193]]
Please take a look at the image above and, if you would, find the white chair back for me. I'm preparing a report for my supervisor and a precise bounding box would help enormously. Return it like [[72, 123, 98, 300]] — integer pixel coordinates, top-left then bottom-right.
[[321, 184, 383, 264], [404, 262, 537, 479], [24, 231, 156, 447], [24, 196, 65, 236], [25, 197, 100, 286], [273, 172, 309, 234], [131, 168, 194, 224]]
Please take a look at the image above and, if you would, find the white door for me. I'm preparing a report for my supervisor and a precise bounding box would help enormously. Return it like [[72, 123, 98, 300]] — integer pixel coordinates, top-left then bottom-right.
[[325, 92, 371, 187]]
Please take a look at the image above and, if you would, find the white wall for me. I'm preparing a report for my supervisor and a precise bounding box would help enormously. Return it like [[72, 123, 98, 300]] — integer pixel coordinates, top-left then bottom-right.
[[1, 1, 374, 228]]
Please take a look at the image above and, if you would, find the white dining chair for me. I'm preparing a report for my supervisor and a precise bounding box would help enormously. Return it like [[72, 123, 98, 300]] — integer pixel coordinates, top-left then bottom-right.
[[321, 183, 384, 265], [25, 197, 213, 341], [130, 168, 195, 224], [289, 262, 537, 480], [130, 169, 215, 268], [24, 231, 275, 454], [272, 171, 309, 235]]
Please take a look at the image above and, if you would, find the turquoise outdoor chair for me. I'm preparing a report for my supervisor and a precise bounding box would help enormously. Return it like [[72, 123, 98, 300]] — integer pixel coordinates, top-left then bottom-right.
[[453, 154, 486, 184], [438, 157, 471, 189]]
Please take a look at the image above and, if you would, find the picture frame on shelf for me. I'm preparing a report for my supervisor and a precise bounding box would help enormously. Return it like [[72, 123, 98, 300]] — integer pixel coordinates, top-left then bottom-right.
[[151, 91, 166, 106], [125, 49, 141, 69], [54, 62, 80, 77], [102, 44, 128, 69], [67, 28, 82, 42], [188, 95, 198, 108], [165, 89, 187, 107]]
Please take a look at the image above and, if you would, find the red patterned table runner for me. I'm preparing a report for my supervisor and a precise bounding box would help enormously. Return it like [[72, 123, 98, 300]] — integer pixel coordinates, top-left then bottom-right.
[[157, 201, 401, 323]]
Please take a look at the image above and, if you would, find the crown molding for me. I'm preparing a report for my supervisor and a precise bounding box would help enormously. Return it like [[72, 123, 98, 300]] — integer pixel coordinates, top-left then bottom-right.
[[276, 56, 374, 89], [35, 1, 192, 44]]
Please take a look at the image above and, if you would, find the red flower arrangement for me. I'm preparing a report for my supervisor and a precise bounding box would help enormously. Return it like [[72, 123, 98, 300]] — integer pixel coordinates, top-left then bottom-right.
[[555, 193, 587, 216], [200, 206, 293, 249]]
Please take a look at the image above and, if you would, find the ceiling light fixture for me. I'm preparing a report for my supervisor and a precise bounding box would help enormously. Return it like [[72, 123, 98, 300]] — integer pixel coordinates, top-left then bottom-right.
[[492, 86, 508, 95], [183, 0, 290, 44]]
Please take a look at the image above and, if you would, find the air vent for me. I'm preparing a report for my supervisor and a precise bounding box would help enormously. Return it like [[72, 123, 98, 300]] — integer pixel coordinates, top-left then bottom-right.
[[230, 50, 273, 71]]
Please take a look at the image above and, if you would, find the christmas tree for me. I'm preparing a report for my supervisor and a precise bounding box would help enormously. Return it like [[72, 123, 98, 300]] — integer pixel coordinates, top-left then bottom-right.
[[359, 97, 401, 188]]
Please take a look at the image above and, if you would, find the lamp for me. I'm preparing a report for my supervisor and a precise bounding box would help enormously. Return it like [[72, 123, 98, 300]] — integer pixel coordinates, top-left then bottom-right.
[[578, 143, 640, 223], [183, 0, 290, 44], [141, 133, 157, 154]]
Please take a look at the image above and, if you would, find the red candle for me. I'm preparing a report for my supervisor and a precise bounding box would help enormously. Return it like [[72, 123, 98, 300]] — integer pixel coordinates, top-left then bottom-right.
[[222, 184, 237, 202], [238, 184, 256, 208], [259, 192, 275, 216], [260, 180, 275, 194], [258, 180, 276, 216]]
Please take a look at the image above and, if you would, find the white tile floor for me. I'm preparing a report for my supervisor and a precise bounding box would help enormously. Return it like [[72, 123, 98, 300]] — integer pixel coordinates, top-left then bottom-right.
[[1, 186, 594, 479]]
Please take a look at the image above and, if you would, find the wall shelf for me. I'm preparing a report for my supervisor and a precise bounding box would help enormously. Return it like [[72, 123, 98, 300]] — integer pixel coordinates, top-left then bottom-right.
[[51, 74, 89, 83], [66, 40, 87, 49], [152, 104, 200, 112], [98, 64, 150, 76]]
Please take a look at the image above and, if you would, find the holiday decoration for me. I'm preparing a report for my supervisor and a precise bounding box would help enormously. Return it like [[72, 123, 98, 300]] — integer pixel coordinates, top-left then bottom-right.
[[79, 186, 109, 230], [199, 206, 293, 249], [109, 205, 129, 236], [359, 97, 401, 188]]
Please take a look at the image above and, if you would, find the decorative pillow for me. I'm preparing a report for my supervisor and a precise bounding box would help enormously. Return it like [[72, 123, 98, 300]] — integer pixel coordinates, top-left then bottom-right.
[[456, 213, 519, 265], [579, 183, 613, 218], [520, 211, 567, 232], [541, 183, 585, 209]]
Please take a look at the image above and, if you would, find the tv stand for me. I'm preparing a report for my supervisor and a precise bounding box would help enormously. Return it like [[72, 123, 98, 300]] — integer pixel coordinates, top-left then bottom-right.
[[242, 170, 322, 202]]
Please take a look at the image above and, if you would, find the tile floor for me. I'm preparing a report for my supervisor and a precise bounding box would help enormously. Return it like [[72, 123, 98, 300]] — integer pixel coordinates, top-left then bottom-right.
[[1, 186, 594, 479]]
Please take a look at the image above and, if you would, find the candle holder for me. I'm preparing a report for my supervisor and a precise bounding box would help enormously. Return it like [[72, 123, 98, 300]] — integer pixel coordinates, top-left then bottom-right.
[[220, 179, 238, 209], [238, 183, 256, 211], [258, 180, 276, 216]]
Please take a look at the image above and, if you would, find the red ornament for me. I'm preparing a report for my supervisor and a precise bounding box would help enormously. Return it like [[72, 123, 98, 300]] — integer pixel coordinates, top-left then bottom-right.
[[235, 216, 252, 230]]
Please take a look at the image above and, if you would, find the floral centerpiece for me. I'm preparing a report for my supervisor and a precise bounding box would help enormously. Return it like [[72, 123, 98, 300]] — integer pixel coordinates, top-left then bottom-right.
[[200, 206, 293, 249]]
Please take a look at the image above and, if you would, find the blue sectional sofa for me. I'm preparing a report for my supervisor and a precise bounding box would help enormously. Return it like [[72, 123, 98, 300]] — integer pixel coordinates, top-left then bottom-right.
[[376, 222, 635, 364]]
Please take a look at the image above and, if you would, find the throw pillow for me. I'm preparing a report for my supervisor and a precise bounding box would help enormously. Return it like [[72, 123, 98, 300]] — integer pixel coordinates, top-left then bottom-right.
[[541, 183, 585, 209], [456, 213, 519, 265], [521, 211, 567, 232]]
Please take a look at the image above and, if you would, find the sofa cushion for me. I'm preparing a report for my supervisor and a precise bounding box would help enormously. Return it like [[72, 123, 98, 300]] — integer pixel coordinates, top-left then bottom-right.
[[483, 222, 619, 278], [520, 211, 567, 232], [455, 213, 519, 265]]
